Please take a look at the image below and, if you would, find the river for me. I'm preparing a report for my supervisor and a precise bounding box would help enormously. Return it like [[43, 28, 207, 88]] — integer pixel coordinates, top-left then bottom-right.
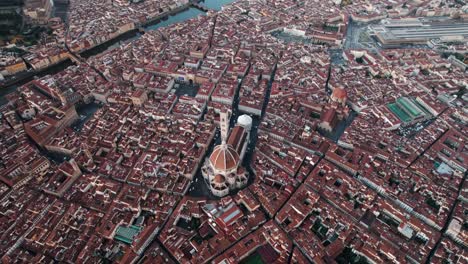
[[0, 0, 237, 103], [146, 0, 237, 30], [53, 0, 70, 23], [83, 0, 234, 57]]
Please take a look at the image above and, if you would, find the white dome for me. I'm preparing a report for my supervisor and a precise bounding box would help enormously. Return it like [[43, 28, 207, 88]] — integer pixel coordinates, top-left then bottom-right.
[[237, 114, 253, 131]]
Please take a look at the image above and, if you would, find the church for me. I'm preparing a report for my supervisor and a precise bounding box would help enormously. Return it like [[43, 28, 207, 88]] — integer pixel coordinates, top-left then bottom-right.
[[201, 111, 252, 197]]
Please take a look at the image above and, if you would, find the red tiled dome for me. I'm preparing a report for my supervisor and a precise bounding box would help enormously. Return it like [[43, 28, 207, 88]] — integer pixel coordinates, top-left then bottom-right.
[[209, 144, 239, 172], [213, 174, 226, 184], [331, 87, 347, 101]]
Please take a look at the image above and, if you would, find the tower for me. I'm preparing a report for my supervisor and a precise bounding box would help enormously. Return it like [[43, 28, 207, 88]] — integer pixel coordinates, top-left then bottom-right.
[[220, 110, 230, 144]]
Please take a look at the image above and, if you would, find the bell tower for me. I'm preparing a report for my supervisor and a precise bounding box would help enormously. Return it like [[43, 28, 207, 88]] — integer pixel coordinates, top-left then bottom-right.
[[220, 110, 230, 144]]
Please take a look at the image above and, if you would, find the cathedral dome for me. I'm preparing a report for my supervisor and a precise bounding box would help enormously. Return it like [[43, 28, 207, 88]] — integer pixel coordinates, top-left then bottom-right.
[[209, 144, 239, 172], [331, 87, 347, 102]]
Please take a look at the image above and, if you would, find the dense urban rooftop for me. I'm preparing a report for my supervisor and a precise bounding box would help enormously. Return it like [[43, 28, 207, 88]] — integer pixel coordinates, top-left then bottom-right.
[[0, 0, 467, 263]]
